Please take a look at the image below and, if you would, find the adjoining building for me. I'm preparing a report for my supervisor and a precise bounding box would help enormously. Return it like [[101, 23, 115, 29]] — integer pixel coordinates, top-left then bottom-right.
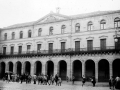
[[0, 10, 120, 82]]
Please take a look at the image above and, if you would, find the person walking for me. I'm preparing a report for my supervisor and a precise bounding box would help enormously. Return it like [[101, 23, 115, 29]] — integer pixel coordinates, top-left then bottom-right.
[[82, 75, 86, 87]]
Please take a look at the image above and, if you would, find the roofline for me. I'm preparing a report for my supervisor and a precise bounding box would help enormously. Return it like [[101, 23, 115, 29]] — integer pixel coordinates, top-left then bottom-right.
[[1, 10, 120, 30]]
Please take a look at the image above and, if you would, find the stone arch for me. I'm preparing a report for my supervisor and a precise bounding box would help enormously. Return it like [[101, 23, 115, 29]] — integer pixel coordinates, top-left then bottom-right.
[[24, 61, 31, 75], [85, 59, 95, 80], [8, 61, 13, 72], [16, 61, 22, 75], [46, 60, 54, 77], [113, 59, 120, 77], [73, 60, 82, 81], [58, 60, 67, 80], [0, 62, 6, 79], [34, 61, 42, 76], [98, 59, 109, 82]]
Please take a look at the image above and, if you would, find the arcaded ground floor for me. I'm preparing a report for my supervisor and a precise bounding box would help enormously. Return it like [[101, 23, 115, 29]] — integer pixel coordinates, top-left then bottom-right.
[[0, 80, 109, 90], [0, 54, 120, 82]]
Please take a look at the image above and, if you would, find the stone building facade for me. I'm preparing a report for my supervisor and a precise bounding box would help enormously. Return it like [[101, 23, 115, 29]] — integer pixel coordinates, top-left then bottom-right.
[[0, 10, 120, 82]]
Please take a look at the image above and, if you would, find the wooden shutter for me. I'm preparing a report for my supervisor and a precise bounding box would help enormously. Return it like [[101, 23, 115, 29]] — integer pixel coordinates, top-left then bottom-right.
[[11, 46, 14, 54], [100, 39, 106, 50], [49, 43, 53, 53], [61, 42, 65, 52], [75, 41, 80, 51], [87, 40, 93, 51]]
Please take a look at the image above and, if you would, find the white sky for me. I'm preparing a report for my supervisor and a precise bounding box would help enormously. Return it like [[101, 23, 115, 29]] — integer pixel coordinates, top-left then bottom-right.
[[0, 0, 120, 28]]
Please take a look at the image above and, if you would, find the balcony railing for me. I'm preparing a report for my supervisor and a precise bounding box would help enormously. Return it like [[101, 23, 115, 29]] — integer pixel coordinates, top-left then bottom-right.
[[0, 46, 119, 56]]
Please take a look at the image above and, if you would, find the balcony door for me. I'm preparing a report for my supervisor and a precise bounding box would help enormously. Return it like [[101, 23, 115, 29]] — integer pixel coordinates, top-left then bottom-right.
[[18, 46, 22, 54], [100, 39, 106, 50], [75, 41, 80, 51], [27, 45, 31, 53], [49, 43, 53, 53], [61, 42, 65, 52], [3, 47, 6, 55], [87, 40, 93, 51], [11, 46, 14, 54], [37, 44, 41, 52]]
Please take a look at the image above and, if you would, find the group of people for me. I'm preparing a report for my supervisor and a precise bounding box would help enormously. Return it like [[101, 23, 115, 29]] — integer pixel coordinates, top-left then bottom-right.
[[3, 73, 120, 89], [3, 73, 62, 86], [109, 76, 120, 90], [71, 75, 96, 87]]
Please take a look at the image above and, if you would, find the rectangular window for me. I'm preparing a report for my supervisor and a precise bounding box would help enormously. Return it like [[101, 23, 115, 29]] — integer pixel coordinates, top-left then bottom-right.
[[37, 44, 41, 52], [11, 46, 14, 54], [75, 41, 80, 51], [100, 24, 104, 30], [18, 46, 22, 54], [100, 39, 106, 50], [61, 42, 65, 52], [3, 47, 6, 55], [27, 45, 31, 52], [87, 40, 93, 51], [49, 43, 53, 53]]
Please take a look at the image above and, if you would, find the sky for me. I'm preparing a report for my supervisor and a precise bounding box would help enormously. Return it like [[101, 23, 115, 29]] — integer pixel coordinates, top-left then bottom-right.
[[0, 0, 120, 28]]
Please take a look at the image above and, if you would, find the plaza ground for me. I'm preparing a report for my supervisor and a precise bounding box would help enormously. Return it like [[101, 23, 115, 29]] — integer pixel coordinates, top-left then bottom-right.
[[0, 80, 110, 90]]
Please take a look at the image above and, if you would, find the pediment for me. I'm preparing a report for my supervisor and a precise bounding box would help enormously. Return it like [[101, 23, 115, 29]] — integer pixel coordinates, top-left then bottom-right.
[[35, 12, 70, 24]]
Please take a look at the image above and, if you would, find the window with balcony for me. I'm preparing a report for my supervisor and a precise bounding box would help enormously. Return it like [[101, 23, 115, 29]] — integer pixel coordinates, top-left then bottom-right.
[[114, 17, 120, 28], [4, 33, 7, 40], [12, 32, 15, 39], [49, 43, 53, 53], [37, 44, 41, 52], [61, 25, 66, 34], [38, 28, 42, 36], [87, 40, 93, 51], [61, 42, 65, 52], [10, 46, 14, 54], [75, 41, 80, 51], [100, 19, 106, 30], [49, 27, 53, 35], [3, 47, 6, 55], [100, 39, 106, 50], [20, 31, 23, 39], [87, 21, 93, 31], [28, 30, 32, 38], [18, 46, 22, 54], [75, 23, 80, 32], [27, 45, 31, 53]]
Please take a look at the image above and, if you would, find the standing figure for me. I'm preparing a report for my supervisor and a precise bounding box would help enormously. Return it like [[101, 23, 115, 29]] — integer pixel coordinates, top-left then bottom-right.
[[115, 76, 120, 90], [109, 76, 115, 89], [82, 75, 86, 87], [72, 75, 75, 85], [91, 76, 96, 87]]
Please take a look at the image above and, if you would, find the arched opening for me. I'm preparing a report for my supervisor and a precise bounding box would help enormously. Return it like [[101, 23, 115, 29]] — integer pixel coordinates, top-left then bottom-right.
[[35, 61, 42, 76], [59, 60, 67, 80], [113, 59, 120, 78], [24, 61, 31, 75], [46, 61, 54, 77], [98, 59, 109, 82], [16, 61, 22, 75], [8, 62, 13, 72], [73, 60, 82, 81], [0, 62, 5, 79], [85, 60, 95, 81]]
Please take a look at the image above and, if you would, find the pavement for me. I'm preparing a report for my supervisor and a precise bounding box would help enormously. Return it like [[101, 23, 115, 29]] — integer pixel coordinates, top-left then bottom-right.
[[0, 80, 110, 90]]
